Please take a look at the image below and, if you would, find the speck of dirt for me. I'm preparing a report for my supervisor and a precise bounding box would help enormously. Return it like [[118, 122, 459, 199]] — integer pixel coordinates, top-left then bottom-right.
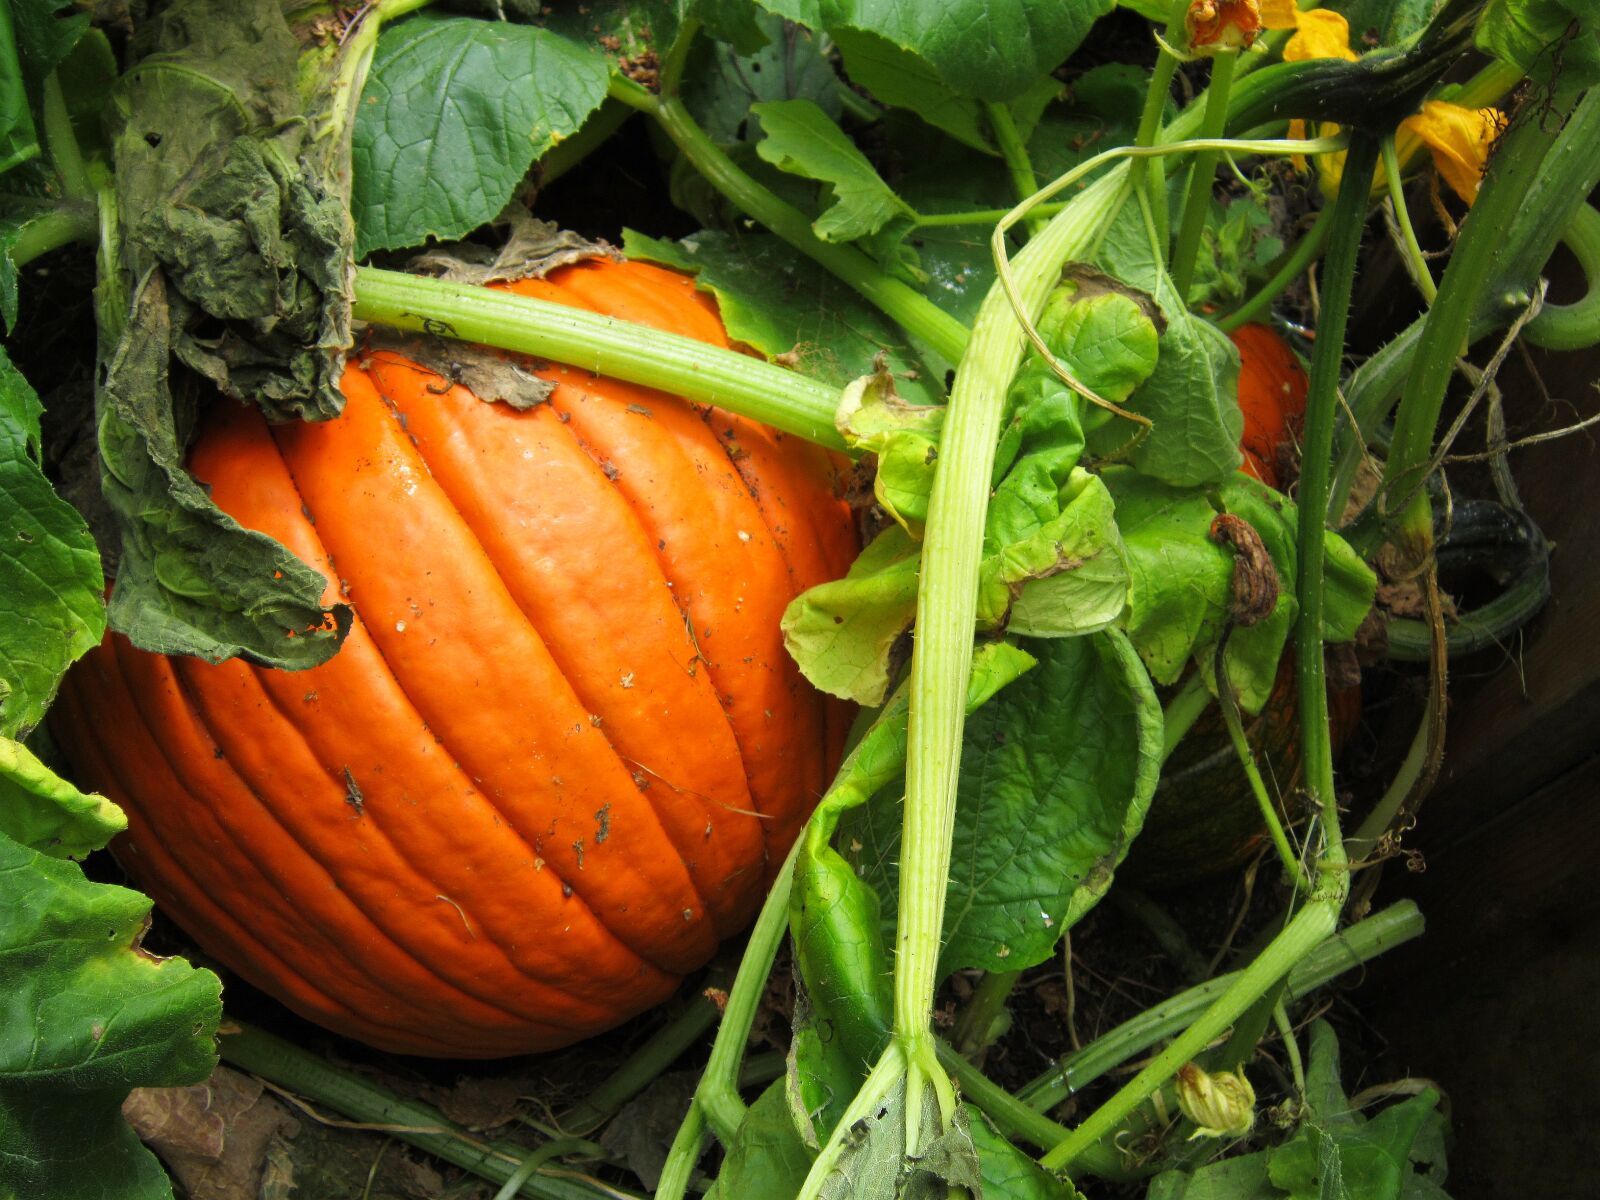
[[595, 803, 612, 843], [341, 768, 364, 816]]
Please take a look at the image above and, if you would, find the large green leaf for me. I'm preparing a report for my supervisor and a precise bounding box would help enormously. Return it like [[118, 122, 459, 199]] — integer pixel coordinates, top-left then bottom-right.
[[760, 0, 1116, 101], [844, 630, 1162, 977], [352, 14, 610, 256], [0, 347, 103, 738], [622, 226, 943, 402], [0, 831, 222, 1200]]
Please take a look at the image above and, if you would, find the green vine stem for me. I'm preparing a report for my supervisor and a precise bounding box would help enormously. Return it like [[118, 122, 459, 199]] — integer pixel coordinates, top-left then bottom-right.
[[1525, 202, 1600, 350], [894, 164, 1132, 1144], [912, 202, 1069, 228], [1377, 103, 1569, 564], [986, 101, 1045, 234], [559, 992, 721, 1136], [1345, 683, 1439, 862], [1383, 551, 1550, 660], [1214, 641, 1309, 893], [697, 837, 801, 1144], [1380, 134, 1437, 304], [1170, 48, 1238, 301], [950, 968, 1022, 1055], [40, 71, 92, 201], [493, 1141, 601, 1200], [350, 267, 846, 449], [1160, 671, 1214, 760], [654, 1104, 708, 1200], [1040, 901, 1336, 1169], [1331, 88, 1600, 529], [1130, 29, 1182, 248], [220, 1023, 627, 1200], [605, 74, 971, 366], [1293, 133, 1378, 891], [5, 204, 98, 270], [934, 1046, 1134, 1182], [1016, 900, 1424, 1113]]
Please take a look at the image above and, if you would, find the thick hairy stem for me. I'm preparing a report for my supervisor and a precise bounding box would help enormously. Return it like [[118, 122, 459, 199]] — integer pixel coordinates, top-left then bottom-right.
[[1294, 133, 1378, 888]]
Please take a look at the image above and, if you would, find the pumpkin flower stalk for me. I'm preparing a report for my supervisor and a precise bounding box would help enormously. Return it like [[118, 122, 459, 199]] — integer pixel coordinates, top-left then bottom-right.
[[1282, 9, 1501, 204], [1175, 1063, 1257, 1138]]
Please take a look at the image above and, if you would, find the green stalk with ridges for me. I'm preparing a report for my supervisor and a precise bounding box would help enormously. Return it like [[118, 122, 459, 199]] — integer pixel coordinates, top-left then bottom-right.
[[351, 267, 845, 449]]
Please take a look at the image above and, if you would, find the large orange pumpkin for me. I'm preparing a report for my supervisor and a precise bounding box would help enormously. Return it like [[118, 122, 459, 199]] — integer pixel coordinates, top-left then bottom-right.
[[54, 259, 857, 1058]]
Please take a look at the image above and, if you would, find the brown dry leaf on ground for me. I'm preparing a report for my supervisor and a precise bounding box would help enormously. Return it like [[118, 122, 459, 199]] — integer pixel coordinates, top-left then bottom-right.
[[123, 1066, 298, 1200]]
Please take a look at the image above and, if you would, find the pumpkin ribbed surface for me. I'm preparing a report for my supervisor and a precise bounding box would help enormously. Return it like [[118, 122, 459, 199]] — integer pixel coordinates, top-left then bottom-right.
[[55, 259, 857, 1058]]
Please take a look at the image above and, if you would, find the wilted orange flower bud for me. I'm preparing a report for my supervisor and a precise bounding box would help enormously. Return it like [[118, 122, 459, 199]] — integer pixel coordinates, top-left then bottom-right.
[[1187, 0, 1299, 53]]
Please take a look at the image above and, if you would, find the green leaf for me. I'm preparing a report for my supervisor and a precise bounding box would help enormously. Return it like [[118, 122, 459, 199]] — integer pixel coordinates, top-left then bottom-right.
[[970, 1108, 1083, 1199], [709, 1080, 816, 1200], [0, 4, 39, 177], [781, 524, 921, 706], [352, 14, 609, 256], [0, 346, 103, 738], [1267, 1022, 1453, 1200], [4, 0, 92, 176], [683, 12, 844, 147], [622, 226, 943, 403], [978, 467, 1129, 637], [1146, 1152, 1277, 1200], [1036, 271, 1163, 405], [844, 630, 1162, 976], [761, 0, 1116, 101], [1475, 0, 1600, 93], [1116, 0, 1172, 21], [0, 736, 124, 859], [1106, 469, 1375, 712], [1184, 194, 1284, 312], [753, 98, 915, 242], [100, 0, 359, 667], [834, 370, 945, 535], [97, 273, 352, 670], [1332, 0, 1441, 47], [10, 0, 89, 94], [834, 27, 992, 151], [0, 829, 222, 1200], [1094, 203, 1244, 486]]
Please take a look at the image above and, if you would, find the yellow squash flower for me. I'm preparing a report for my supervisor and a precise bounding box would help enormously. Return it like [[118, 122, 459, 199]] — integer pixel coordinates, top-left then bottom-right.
[[1281, 9, 1498, 204]]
